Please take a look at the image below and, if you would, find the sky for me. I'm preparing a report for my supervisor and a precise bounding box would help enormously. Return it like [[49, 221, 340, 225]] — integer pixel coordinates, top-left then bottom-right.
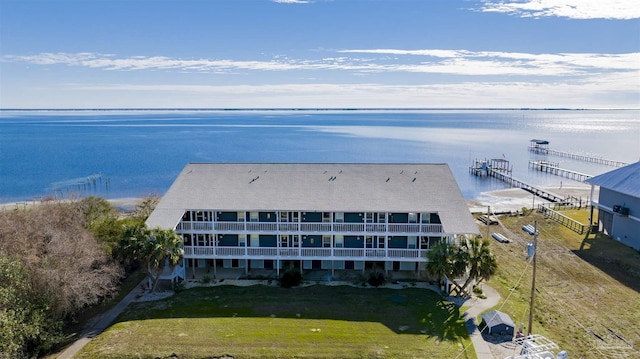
[[1, 0, 639, 109]]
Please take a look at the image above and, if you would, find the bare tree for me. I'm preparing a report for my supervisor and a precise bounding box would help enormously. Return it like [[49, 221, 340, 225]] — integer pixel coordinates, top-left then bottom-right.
[[0, 202, 123, 319]]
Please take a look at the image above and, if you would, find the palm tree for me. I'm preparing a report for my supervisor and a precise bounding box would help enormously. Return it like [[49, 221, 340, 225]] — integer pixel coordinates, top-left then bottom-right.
[[426, 241, 467, 295], [117, 223, 150, 268], [426, 236, 497, 297], [459, 237, 497, 296], [144, 228, 184, 292]]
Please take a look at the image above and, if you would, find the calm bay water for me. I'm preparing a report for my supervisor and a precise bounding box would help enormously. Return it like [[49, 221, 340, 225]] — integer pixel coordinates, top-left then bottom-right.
[[0, 109, 638, 203]]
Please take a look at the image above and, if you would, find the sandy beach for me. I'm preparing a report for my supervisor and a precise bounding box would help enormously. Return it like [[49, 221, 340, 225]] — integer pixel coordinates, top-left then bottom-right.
[[466, 184, 596, 213]]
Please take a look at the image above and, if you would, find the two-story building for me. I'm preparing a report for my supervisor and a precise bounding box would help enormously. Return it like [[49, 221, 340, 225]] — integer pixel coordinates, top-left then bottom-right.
[[586, 161, 640, 250], [146, 163, 479, 281]]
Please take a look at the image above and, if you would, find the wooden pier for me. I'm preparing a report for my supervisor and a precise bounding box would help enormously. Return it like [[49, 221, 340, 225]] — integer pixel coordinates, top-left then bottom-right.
[[470, 158, 567, 203], [489, 170, 566, 203], [529, 139, 628, 167], [528, 160, 593, 182], [49, 173, 110, 199]]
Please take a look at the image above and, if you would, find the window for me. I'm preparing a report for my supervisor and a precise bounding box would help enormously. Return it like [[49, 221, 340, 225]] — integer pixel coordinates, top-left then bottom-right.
[[335, 235, 344, 248], [250, 235, 259, 247], [408, 236, 417, 249], [335, 212, 344, 223], [280, 235, 289, 247], [421, 212, 430, 224], [183, 234, 192, 246], [378, 213, 386, 223], [280, 212, 288, 222], [323, 212, 331, 222], [196, 234, 207, 246], [195, 211, 211, 222], [408, 213, 418, 223], [250, 212, 258, 222], [239, 234, 246, 247], [365, 212, 374, 223], [323, 235, 331, 247], [365, 236, 374, 248]]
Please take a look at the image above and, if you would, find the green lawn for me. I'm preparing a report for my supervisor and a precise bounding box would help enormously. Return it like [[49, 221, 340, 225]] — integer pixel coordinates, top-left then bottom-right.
[[487, 210, 640, 358], [76, 285, 474, 359]]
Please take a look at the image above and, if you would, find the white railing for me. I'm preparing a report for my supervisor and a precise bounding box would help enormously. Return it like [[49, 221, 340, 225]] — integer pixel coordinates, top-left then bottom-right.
[[300, 223, 332, 232], [388, 249, 421, 258], [301, 248, 331, 257], [179, 220, 443, 234], [215, 222, 245, 231], [182, 246, 429, 259], [178, 222, 214, 231], [365, 249, 386, 257], [279, 223, 299, 231], [247, 247, 277, 256], [333, 223, 365, 232], [334, 248, 364, 257], [246, 223, 278, 231], [365, 224, 386, 232], [278, 248, 300, 257], [421, 224, 443, 233], [216, 247, 246, 256]]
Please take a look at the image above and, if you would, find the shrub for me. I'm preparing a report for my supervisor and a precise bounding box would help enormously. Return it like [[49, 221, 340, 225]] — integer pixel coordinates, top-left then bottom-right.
[[173, 280, 186, 293], [280, 268, 302, 288], [367, 271, 386, 287]]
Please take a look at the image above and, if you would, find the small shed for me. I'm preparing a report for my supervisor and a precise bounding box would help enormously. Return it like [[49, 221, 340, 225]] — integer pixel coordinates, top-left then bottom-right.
[[480, 310, 515, 336]]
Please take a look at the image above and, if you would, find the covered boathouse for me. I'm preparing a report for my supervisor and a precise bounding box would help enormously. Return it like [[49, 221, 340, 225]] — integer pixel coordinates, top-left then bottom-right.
[[146, 163, 480, 281]]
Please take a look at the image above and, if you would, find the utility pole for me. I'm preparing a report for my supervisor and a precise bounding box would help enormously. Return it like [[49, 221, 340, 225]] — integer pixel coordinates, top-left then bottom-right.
[[486, 205, 490, 239], [528, 221, 538, 335]]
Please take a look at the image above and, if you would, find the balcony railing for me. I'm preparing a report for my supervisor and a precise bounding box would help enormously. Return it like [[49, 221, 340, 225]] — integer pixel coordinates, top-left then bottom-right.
[[183, 246, 429, 260], [178, 221, 443, 234]]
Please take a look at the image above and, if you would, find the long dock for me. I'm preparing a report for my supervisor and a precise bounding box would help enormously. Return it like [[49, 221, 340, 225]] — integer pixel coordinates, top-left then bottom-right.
[[528, 161, 592, 182], [485, 168, 566, 203], [528, 140, 628, 167]]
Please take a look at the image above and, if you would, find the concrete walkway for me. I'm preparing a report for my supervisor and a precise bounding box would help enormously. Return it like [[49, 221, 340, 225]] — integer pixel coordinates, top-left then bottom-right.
[[461, 284, 501, 359], [56, 278, 148, 359]]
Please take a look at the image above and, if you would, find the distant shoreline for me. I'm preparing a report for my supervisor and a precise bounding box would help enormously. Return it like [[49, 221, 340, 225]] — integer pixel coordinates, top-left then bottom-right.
[[2, 107, 638, 112]]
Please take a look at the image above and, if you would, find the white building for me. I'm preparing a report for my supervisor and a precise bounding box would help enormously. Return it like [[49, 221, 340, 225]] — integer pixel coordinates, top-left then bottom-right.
[[146, 163, 479, 280]]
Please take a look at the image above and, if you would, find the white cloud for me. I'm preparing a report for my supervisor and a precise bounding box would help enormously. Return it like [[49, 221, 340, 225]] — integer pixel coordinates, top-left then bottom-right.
[[5, 50, 638, 78], [480, 0, 640, 20], [272, 0, 309, 3], [3, 49, 638, 108], [4, 76, 638, 108]]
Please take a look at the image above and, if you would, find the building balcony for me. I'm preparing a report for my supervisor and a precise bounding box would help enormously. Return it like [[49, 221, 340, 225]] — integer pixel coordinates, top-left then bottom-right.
[[176, 221, 443, 235], [182, 246, 429, 261]]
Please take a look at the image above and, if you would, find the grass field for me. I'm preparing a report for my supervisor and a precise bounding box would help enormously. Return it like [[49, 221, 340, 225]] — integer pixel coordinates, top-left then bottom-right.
[[76, 285, 474, 359], [483, 209, 640, 358]]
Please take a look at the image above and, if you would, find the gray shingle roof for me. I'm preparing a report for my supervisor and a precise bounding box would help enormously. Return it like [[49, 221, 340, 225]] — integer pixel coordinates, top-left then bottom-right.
[[585, 161, 640, 198], [146, 163, 479, 235], [481, 310, 515, 328]]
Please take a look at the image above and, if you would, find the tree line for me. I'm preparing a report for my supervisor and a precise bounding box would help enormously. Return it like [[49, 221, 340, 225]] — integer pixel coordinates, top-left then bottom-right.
[[0, 196, 181, 358]]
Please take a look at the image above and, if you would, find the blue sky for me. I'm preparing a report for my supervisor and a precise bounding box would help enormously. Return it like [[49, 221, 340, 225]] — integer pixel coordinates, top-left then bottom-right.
[[1, 0, 639, 108]]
